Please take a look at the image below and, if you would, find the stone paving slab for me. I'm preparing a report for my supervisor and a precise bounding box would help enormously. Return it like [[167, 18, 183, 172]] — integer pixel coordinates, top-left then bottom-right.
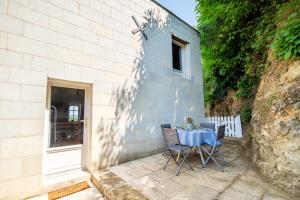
[[169, 185, 220, 200], [109, 144, 296, 200], [217, 188, 260, 200]]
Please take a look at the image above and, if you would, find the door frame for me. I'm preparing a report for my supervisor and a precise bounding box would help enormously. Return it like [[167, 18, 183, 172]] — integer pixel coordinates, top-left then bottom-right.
[[42, 78, 92, 177]]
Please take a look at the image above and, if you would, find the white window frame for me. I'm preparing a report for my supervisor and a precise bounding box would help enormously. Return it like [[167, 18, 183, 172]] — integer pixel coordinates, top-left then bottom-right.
[[171, 35, 191, 79]]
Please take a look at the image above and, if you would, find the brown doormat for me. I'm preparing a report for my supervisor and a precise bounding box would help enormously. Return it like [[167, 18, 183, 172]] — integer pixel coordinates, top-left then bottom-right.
[[48, 181, 89, 200]]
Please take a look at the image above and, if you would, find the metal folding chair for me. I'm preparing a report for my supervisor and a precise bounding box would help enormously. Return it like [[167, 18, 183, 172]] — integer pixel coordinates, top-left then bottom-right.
[[200, 122, 215, 131], [161, 128, 193, 176], [160, 124, 171, 156], [160, 124, 171, 130], [201, 125, 226, 172]]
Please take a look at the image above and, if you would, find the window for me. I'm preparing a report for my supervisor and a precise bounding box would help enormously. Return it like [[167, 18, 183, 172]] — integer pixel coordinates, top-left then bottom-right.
[[172, 43, 181, 71], [69, 105, 79, 122], [172, 35, 188, 72]]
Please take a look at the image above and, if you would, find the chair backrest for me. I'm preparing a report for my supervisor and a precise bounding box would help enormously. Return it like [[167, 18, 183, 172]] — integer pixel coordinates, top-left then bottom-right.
[[216, 125, 226, 140], [160, 124, 171, 129], [161, 128, 180, 147], [200, 123, 215, 131], [160, 124, 173, 147]]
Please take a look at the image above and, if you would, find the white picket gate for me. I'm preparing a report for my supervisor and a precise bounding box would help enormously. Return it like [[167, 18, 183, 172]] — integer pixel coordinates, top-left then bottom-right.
[[204, 115, 243, 138]]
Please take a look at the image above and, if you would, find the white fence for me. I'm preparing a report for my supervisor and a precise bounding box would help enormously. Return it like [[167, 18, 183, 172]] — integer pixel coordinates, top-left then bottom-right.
[[204, 115, 243, 138]]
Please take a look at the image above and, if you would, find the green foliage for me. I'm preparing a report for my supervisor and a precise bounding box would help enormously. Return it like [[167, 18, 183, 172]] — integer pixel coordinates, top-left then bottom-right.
[[271, 0, 300, 60], [236, 77, 255, 98], [247, 130, 254, 142], [240, 104, 252, 123], [196, 0, 290, 106]]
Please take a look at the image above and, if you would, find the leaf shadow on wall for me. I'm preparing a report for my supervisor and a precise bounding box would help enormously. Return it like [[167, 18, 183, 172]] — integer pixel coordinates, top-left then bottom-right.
[[94, 9, 181, 169]]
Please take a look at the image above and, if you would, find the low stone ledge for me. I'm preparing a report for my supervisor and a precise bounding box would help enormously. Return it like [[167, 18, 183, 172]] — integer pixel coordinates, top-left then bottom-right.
[[91, 169, 149, 200]]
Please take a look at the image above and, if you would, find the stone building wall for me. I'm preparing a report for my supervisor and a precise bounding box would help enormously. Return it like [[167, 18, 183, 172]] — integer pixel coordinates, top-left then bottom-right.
[[0, 0, 203, 199]]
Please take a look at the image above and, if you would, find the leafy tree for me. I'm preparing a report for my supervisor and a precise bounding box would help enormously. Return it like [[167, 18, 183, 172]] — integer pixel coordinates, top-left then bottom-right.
[[195, 0, 289, 107], [271, 0, 300, 60]]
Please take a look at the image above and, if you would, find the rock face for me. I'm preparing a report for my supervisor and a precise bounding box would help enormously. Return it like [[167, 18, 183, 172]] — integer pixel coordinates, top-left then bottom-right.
[[251, 54, 300, 195]]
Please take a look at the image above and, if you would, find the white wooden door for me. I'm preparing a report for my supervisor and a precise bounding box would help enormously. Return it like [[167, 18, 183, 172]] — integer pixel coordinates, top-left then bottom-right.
[[44, 80, 91, 175]]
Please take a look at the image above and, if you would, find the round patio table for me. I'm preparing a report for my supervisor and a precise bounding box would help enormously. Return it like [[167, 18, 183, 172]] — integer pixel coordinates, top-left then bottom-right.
[[177, 128, 216, 146], [177, 128, 216, 167]]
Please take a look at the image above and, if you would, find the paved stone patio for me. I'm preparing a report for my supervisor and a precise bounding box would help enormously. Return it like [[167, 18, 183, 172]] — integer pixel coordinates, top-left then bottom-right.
[[110, 144, 295, 200]]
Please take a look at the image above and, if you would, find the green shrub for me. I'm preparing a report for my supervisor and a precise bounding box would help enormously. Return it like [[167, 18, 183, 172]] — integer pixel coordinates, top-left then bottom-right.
[[271, 0, 300, 60], [240, 104, 252, 123], [236, 76, 255, 98]]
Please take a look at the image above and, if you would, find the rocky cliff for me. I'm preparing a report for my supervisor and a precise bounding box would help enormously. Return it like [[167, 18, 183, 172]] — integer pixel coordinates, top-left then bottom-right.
[[251, 53, 300, 195]]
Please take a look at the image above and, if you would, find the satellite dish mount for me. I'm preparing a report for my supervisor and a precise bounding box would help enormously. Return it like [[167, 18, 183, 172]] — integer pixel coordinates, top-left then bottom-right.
[[131, 15, 149, 40]]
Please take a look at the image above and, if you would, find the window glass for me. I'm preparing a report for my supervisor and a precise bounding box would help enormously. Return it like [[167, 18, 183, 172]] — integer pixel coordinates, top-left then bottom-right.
[[172, 43, 181, 71], [50, 86, 85, 148], [172, 43, 181, 70], [69, 106, 79, 122]]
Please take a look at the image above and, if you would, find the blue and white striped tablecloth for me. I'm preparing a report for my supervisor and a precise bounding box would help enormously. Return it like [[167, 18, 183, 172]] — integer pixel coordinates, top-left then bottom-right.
[[177, 128, 217, 147]]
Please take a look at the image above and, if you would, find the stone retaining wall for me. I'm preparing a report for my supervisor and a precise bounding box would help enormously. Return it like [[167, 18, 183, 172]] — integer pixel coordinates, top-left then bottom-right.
[[251, 56, 300, 196]]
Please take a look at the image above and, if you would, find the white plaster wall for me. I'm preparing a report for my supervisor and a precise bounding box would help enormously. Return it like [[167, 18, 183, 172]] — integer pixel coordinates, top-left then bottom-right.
[[0, 0, 204, 199]]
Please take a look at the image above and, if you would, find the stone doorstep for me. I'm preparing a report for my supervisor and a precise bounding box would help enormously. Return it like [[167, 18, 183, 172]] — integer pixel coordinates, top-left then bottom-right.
[[29, 170, 92, 200], [42, 169, 91, 194], [91, 169, 150, 200]]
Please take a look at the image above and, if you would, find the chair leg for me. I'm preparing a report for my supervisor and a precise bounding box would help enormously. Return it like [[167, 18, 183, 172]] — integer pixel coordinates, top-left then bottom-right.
[[186, 155, 193, 170], [197, 147, 207, 168], [170, 151, 179, 166], [211, 146, 228, 167], [217, 151, 229, 166], [211, 155, 224, 172], [163, 150, 180, 170], [194, 148, 198, 156], [201, 146, 209, 158], [202, 146, 224, 172], [163, 153, 172, 170], [202, 146, 215, 165], [176, 149, 192, 176], [183, 149, 193, 170]]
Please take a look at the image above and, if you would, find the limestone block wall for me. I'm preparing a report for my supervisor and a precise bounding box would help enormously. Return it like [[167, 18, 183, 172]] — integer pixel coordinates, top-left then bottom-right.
[[0, 0, 203, 199]]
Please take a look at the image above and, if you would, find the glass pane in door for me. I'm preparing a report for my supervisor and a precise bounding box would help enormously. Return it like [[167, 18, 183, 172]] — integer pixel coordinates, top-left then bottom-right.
[[50, 86, 85, 148]]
